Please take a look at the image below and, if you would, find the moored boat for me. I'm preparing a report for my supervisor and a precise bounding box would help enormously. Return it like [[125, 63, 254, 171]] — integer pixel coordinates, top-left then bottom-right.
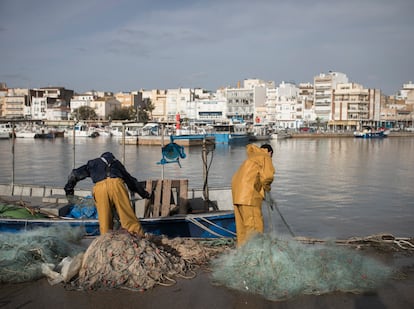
[[0, 183, 235, 238], [271, 130, 292, 139], [15, 130, 37, 138], [353, 127, 389, 138], [65, 123, 99, 138], [0, 123, 12, 139], [206, 123, 249, 144], [248, 124, 271, 141]]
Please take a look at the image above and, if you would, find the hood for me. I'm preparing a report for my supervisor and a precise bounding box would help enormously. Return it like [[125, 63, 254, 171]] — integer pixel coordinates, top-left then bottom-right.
[[246, 144, 268, 158], [101, 152, 116, 164]]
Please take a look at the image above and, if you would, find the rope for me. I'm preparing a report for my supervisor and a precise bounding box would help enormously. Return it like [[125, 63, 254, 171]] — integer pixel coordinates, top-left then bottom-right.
[[197, 216, 237, 237], [294, 233, 414, 251], [186, 217, 230, 238], [265, 192, 295, 237]]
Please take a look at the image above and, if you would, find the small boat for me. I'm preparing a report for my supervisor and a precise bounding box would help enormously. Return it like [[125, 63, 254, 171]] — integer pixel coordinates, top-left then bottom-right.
[[65, 123, 99, 138], [15, 130, 37, 138], [34, 129, 65, 139], [353, 127, 389, 138], [248, 124, 271, 141], [0, 183, 236, 239], [271, 130, 292, 140], [0, 123, 12, 139], [0, 132, 10, 139], [0, 208, 235, 238]]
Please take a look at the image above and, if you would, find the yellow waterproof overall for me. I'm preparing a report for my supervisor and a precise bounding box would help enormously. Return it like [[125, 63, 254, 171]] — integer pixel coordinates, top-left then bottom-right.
[[232, 144, 275, 247], [93, 177, 144, 236], [234, 203, 264, 246]]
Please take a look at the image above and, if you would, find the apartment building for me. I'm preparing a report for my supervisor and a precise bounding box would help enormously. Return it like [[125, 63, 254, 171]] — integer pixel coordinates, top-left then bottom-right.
[[69, 93, 120, 120], [114, 92, 143, 109], [331, 83, 381, 130], [141, 89, 167, 121], [91, 97, 121, 120], [215, 79, 268, 123], [186, 97, 227, 121], [298, 82, 315, 127], [2, 88, 29, 119], [273, 81, 300, 129], [314, 72, 348, 122]]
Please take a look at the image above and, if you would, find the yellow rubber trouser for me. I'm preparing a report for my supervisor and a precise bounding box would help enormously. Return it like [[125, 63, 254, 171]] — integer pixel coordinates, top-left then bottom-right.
[[234, 203, 264, 247], [93, 178, 144, 236]]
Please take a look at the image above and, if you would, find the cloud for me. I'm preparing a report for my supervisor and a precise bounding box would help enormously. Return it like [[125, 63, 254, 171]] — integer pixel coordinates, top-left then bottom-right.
[[0, 0, 413, 94]]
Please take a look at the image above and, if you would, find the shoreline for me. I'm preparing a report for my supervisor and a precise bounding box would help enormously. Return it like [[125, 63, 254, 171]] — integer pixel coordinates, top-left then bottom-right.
[[290, 132, 414, 138]]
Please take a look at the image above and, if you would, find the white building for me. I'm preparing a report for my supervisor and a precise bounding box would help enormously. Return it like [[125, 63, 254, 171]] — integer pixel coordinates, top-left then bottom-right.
[[186, 97, 227, 121], [314, 72, 348, 122], [70, 93, 121, 120], [274, 82, 300, 129], [31, 97, 47, 119]]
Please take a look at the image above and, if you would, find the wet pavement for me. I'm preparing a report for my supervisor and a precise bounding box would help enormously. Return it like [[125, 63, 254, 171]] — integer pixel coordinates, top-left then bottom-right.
[[1, 250, 413, 309]]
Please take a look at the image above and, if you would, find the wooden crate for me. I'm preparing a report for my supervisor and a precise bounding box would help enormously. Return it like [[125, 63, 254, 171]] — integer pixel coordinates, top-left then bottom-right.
[[142, 179, 188, 218]]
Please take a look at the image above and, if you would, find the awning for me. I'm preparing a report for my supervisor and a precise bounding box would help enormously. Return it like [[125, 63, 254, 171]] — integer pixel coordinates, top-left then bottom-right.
[[328, 120, 358, 126]]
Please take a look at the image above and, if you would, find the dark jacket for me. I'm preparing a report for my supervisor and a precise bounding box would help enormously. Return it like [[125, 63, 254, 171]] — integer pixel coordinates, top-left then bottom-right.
[[64, 152, 149, 198]]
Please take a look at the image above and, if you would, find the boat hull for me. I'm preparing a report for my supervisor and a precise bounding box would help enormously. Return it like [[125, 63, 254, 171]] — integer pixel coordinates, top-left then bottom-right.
[[353, 131, 388, 138], [208, 133, 249, 143], [0, 211, 236, 238]]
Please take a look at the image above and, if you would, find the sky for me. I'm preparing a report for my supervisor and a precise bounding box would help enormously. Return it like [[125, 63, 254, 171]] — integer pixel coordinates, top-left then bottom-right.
[[0, 0, 413, 96]]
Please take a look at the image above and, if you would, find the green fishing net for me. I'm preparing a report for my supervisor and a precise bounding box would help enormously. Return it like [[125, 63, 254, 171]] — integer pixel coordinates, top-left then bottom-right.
[[210, 234, 393, 301], [0, 226, 86, 283]]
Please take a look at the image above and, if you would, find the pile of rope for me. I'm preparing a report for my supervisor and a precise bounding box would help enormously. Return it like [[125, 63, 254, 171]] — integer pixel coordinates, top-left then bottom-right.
[[76, 231, 234, 291], [0, 226, 85, 283], [211, 233, 394, 301]]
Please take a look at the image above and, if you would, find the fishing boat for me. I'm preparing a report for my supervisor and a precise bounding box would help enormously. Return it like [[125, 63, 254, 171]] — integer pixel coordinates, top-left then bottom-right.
[[65, 123, 99, 138], [353, 127, 389, 138], [271, 130, 292, 140], [206, 123, 249, 144], [0, 132, 10, 139], [0, 183, 235, 238], [248, 124, 271, 141], [15, 129, 37, 138], [0, 123, 12, 139], [0, 127, 236, 239]]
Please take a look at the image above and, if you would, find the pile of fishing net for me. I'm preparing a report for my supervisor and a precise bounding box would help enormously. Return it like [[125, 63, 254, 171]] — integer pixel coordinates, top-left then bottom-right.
[[0, 226, 85, 283], [210, 234, 393, 301], [76, 231, 233, 291]]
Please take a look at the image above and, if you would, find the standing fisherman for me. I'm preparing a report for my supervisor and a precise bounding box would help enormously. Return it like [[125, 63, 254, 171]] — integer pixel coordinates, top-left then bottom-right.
[[64, 152, 151, 236], [231, 144, 275, 246]]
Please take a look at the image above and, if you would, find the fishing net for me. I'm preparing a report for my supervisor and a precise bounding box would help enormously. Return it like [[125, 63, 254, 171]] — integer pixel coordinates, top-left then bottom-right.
[[210, 234, 393, 301], [0, 203, 48, 219], [0, 226, 86, 283], [76, 231, 234, 291]]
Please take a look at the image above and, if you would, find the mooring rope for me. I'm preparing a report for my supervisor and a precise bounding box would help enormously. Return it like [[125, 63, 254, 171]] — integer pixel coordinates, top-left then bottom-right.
[[196, 216, 237, 237], [186, 216, 229, 238]]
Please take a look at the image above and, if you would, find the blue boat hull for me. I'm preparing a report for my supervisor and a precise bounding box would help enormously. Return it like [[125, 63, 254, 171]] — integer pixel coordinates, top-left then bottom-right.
[[207, 133, 249, 144], [354, 130, 389, 138], [0, 211, 236, 238]]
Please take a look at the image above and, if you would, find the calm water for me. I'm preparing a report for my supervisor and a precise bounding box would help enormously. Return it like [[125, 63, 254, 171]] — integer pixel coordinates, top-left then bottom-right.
[[0, 136, 413, 239]]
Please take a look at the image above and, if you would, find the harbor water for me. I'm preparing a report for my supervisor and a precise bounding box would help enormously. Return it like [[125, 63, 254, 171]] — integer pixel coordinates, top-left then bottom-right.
[[0, 136, 413, 239]]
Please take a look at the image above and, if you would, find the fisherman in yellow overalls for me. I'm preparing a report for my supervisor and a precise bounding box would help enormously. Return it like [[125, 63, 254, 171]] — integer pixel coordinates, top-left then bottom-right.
[[64, 152, 151, 235], [231, 144, 275, 247]]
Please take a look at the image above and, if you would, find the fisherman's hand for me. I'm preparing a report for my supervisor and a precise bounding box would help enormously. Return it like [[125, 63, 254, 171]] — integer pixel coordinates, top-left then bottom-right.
[[144, 191, 152, 199], [65, 188, 74, 196], [66, 195, 76, 204]]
